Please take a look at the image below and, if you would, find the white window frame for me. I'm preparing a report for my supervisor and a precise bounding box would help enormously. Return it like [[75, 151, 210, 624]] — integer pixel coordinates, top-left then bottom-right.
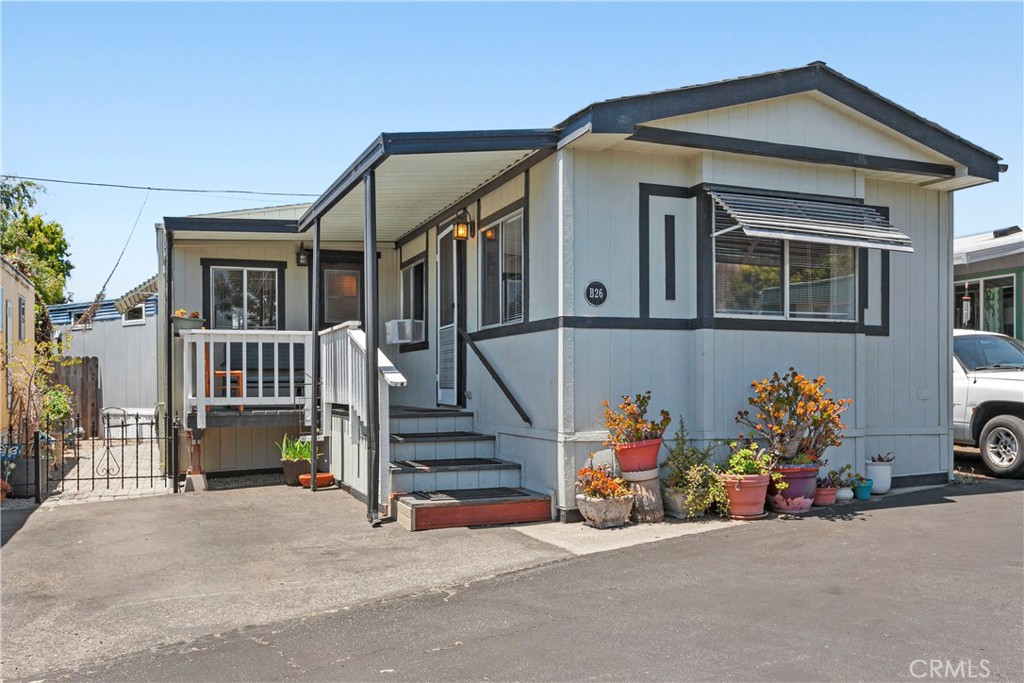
[[70, 311, 93, 331], [954, 274, 1017, 338], [122, 303, 146, 327], [478, 209, 525, 328], [210, 266, 280, 331], [712, 217, 859, 323], [399, 258, 427, 343]]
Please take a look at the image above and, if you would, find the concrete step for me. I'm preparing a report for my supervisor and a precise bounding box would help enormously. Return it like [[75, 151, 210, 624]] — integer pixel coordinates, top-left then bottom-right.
[[389, 432, 495, 461], [390, 457, 521, 494], [395, 488, 552, 531], [390, 413, 475, 435]]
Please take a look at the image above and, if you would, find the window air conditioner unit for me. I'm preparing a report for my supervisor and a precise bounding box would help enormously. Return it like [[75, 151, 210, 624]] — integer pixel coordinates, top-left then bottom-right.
[[385, 319, 416, 344]]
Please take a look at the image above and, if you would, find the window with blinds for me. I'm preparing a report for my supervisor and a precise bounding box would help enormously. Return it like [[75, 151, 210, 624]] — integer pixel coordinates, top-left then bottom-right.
[[400, 260, 426, 342], [480, 210, 524, 327]]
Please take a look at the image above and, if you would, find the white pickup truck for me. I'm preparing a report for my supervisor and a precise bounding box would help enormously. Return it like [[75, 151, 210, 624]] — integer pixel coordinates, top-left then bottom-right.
[[952, 329, 1024, 476]]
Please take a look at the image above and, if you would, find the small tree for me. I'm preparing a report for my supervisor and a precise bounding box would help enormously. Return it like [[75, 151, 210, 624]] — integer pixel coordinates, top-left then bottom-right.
[[2, 337, 77, 443]]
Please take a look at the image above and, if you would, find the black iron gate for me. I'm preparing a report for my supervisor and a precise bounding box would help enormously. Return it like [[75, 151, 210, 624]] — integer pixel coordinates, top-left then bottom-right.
[[2, 410, 173, 500]]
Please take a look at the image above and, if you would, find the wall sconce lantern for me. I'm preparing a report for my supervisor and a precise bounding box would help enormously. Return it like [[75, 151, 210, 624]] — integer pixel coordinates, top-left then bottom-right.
[[296, 243, 309, 266], [453, 208, 474, 241]]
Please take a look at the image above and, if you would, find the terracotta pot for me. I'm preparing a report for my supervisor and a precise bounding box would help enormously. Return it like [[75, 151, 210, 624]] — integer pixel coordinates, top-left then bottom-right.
[[835, 487, 854, 502], [662, 487, 706, 519], [614, 438, 663, 472], [767, 465, 820, 514], [576, 494, 634, 528], [813, 486, 838, 506], [720, 473, 770, 520], [282, 459, 311, 486], [865, 462, 893, 494], [299, 472, 335, 488]]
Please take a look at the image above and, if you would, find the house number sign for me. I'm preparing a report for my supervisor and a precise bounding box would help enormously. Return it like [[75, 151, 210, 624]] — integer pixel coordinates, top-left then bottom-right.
[[585, 281, 607, 307]]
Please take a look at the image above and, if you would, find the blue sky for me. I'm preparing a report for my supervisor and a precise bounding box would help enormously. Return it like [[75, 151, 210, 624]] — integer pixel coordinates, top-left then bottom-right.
[[3, 2, 1021, 301]]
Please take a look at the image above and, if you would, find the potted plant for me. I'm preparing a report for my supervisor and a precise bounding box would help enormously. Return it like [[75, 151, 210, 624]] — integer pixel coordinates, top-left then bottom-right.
[[812, 459, 838, 506], [171, 308, 205, 334], [866, 452, 895, 494], [736, 368, 852, 514], [575, 459, 634, 528], [277, 433, 311, 486], [826, 464, 855, 501], [852, 473, 873, 500], [719, 442, 777, 520], [661, 418, 729, 519], [604, 391, 671, 473]]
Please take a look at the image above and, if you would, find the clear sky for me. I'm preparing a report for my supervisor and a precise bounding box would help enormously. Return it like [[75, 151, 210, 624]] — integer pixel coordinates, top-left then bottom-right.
[[3, 2, 1021, 302]]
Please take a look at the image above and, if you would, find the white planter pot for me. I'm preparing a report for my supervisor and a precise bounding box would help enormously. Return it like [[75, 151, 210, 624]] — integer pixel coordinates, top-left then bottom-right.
[[662, 488, 706, 519], [865, 462, 893, 494], [576, 494, 634, 528], [835, 487, 854, 502]]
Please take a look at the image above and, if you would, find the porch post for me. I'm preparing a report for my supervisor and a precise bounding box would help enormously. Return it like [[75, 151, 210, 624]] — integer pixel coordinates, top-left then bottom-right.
[[364, 169, 381, 526], [310, 217, 321, 491]]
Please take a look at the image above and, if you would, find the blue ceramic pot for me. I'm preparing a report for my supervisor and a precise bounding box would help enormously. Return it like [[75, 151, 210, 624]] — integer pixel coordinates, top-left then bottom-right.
[[854, 480, 873, 500]]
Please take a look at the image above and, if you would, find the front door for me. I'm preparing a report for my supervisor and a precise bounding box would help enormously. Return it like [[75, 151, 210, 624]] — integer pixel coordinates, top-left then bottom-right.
[[436, 227, 458, 405]]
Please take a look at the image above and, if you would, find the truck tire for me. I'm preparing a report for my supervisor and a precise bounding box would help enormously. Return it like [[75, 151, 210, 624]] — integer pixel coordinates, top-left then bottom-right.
[[979, 415, 1024, 477]]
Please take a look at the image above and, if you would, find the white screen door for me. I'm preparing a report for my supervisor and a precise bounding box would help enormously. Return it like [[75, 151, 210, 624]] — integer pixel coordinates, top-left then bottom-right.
[[436, 227, 458, 405]]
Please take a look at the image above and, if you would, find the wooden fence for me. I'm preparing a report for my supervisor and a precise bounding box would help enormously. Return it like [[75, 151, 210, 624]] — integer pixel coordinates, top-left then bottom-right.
[[54, 356, 101, 438]]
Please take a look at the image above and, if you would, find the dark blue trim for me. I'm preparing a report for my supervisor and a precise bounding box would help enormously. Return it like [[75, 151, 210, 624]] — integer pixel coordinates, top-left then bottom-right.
[[163, 217, 299, 233], [630, 127, 956, 178]]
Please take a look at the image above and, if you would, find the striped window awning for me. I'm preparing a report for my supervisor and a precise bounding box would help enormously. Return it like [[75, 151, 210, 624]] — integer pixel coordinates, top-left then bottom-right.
[[114, 275, 158, 314], [709, 189, 914, 253]]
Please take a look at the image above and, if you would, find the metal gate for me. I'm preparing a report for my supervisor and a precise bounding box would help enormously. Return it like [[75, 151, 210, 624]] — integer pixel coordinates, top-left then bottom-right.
[[2, 409, 171, 501]]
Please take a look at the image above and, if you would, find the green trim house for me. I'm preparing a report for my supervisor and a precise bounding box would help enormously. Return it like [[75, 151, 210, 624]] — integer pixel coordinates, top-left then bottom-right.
[[954, 226, 1023, 340]]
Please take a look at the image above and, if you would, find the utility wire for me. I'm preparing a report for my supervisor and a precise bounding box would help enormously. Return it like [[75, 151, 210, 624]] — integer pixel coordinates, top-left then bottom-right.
[[2, 174, 319, 198], [77, 190, 150, 326]]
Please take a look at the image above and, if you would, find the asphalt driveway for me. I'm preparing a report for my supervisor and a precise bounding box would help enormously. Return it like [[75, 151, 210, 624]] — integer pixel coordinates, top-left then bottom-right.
[[2, 477, 1022, 682]]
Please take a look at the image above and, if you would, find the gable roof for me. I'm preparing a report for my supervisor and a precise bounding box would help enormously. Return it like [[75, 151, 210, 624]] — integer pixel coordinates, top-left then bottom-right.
[[286, 62, 1002, 238], [557, 61, 1001, 181]]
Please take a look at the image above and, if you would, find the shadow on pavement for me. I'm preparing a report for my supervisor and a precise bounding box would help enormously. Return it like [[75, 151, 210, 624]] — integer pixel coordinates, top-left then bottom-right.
[[1, 506, 37, 547], [775, 477, 1023, 524]]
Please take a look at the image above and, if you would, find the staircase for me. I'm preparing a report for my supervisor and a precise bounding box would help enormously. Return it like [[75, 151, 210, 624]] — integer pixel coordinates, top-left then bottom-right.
[[388, 408, 552, 531]]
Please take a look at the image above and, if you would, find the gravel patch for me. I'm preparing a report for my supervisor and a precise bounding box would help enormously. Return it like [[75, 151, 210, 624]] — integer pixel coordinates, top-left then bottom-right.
[[206, 472, 286, 491], [1, 496, 39, 511]]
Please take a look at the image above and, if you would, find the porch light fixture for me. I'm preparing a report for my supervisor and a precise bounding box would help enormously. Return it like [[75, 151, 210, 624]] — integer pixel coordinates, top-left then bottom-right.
[[453, 208, 474, 241], [296, 243, 309, 266]]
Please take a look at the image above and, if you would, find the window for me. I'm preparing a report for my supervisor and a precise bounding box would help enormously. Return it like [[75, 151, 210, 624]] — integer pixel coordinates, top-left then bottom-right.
[[323, 269, 361, 325], [400, 260, 426, 342], [480, 210, 524, 326], [713, 203, 857, 321], [211, 266, 278, 330], [18, 296, 25, 340], [955, 276, 1016, 338], [70, 311, 93, 331], [122, 304, 146, 326]]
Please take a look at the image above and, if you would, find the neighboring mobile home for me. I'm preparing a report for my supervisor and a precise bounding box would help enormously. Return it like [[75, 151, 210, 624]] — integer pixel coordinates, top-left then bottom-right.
[[1, 255, 36, 436], [953, 226, 1023, 340], [49, 277, 159, 417], [158, 62, 1004, 527]]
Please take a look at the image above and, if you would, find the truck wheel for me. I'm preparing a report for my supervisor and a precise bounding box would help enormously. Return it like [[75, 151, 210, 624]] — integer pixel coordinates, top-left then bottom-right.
[[979, 415, 1024, 477]]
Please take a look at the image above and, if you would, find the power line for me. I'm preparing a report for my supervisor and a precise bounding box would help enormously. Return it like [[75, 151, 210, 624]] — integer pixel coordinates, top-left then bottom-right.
[[2, 174, 319, 198]]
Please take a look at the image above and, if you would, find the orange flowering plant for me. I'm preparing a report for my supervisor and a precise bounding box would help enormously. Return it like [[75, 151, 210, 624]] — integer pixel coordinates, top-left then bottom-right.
[[576, 460, 632, 499], [735, 368, 852, 464], [603, 391, 672, 446]]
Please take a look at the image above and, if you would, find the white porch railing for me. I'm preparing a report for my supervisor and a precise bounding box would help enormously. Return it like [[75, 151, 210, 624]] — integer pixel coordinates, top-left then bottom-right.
[[319, 321, 406, 497], [182, 329, 314, 430]]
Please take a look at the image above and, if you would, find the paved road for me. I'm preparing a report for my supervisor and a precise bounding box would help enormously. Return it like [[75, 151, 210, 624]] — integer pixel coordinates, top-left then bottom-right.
[[9, 478, 1022, 682]]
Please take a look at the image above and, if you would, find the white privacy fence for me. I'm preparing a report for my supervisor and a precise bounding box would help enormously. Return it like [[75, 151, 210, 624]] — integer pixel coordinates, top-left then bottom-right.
[[182, 329, 314, 429]]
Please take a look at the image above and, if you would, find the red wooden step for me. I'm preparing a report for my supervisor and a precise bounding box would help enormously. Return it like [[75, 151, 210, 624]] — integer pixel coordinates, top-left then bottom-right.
[[395, 488, 551, 531]]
